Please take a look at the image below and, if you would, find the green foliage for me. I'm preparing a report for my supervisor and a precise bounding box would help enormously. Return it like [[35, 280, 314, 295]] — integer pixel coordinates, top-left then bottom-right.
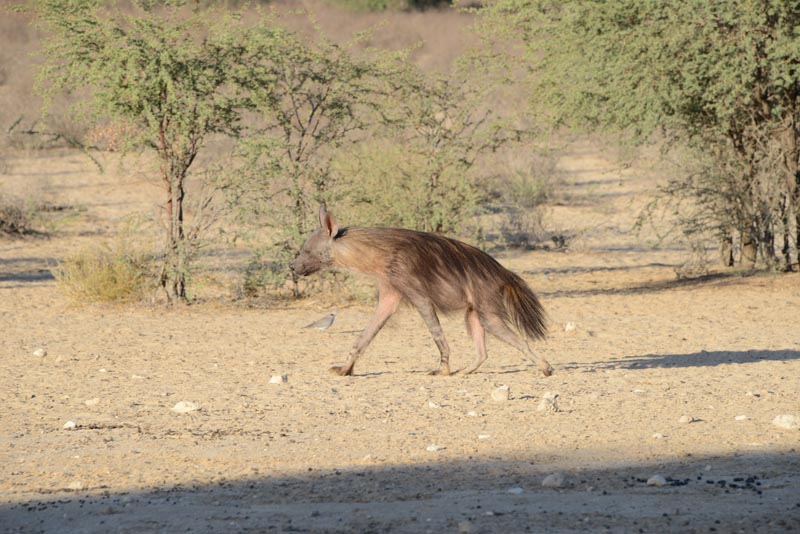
[[482, 0, 800, 270], [337, 63, 517, 236], [222, 26, 394, 296]]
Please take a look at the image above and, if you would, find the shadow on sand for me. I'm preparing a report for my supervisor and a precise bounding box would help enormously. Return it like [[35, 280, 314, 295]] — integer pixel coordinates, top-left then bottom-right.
[[573, 349, 800, 371], [2, 452, 798, 533]]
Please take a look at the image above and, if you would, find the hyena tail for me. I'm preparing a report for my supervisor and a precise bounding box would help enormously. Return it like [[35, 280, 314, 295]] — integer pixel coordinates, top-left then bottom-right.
[[502, 274, 547, 342]]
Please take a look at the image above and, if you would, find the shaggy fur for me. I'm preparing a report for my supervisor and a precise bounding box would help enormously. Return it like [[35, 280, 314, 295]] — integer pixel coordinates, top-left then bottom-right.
[[291, 206, 552, 377]]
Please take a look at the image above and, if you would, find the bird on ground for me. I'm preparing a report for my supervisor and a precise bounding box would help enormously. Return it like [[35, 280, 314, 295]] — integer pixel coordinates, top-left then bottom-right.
[[303, 310, 337, 330]]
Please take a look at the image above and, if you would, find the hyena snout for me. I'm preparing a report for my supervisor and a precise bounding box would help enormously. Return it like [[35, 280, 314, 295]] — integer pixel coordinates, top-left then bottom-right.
[[290, 254, 322, 277]]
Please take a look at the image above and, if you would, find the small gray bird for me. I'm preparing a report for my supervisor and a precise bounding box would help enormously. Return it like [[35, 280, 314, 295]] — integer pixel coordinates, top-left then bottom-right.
[[303, 310, 336, 330]]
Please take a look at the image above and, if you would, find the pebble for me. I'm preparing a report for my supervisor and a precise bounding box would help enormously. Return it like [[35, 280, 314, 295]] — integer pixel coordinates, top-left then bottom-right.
[[33, 348, 47, 357], [478, 434, 491, 440], [542, 472, 566, 488], [269, 374, 288, 384], [466, 410, 478, 417], [647, 475, 667, 487], [84, 398, 100, 407], [537, 391, 560, 413], [564, 322, 577, 333], [426, 444, 445, 452], [678, 415, 695, 424], [171, 401, 200, 413], [63, 421, 77, 430], [772, 414, 799, 430], [491, 385, 510, 402], [507, 487, 524, 495], [428, 401, 441, 409], [735, 415, 747, 421], [67, 481, 83, 490], [652, 433, 665, 439]]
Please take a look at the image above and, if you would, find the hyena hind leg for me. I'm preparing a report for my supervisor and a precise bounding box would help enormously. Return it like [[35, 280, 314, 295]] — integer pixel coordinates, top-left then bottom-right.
[[462, 308, 488, 375], [482, 315, 552, 377]]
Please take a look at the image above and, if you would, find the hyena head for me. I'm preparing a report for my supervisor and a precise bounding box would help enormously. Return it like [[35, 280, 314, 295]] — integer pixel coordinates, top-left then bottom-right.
[[290, 205, 339, 276]]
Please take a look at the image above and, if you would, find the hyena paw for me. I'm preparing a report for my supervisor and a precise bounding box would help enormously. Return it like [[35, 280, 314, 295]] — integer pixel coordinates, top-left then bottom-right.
[[329, 364, 352, 376], [428, 365, 451, 376]]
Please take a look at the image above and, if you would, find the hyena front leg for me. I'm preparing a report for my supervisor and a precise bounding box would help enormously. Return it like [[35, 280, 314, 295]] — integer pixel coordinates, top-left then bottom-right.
[[330, 284, 402, 376], [407, 296, 451, 376]]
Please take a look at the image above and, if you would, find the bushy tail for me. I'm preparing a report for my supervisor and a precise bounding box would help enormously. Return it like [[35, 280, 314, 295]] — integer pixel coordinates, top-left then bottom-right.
[[503, 274, 547, 341]]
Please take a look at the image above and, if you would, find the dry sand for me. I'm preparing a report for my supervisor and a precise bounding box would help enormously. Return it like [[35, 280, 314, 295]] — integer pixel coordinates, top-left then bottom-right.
[[1, 141, 799, 533]]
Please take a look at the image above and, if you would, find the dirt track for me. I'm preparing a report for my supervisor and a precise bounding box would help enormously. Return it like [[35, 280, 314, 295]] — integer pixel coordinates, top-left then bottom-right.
[[1, 141, 799, 533]]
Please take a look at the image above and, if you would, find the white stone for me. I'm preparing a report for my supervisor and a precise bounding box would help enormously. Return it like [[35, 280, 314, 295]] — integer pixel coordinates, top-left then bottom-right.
[[564, 322, 577, 332], [67, 481, 83, 490], [678, 415, 694, 424], [428, 401, 441, 408], [269, 374, 288, 384], [647, 475, 667, 487], [426, 444, 445, 452], [542, 472, 565, 488], [84, 398, 100, 407], [33, 348, 46, 357], [507, 487, 524, 495], [63, 421, 77, 430], [466, 410, 478, 417], [735, 415, 747, 421], [171, 401, 200, 413], [772, 414, 799, 430], [491, 385, 510, 402], [478, 434, 491, 440]]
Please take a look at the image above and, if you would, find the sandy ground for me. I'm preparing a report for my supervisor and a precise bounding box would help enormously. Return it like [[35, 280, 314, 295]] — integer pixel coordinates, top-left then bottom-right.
[[1, 142, 799, 534]]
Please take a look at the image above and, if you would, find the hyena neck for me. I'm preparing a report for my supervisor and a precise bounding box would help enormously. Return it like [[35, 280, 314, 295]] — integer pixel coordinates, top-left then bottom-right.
[[332, 227, 393, 275]]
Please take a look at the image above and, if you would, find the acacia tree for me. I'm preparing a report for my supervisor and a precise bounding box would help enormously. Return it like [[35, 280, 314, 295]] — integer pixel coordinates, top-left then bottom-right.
[[224, 27, 393, 297], [34, 0, 264, 301], [480, 0, 800, 270]]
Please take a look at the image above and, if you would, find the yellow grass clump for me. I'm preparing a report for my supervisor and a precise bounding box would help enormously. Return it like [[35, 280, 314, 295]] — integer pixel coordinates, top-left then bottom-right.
[[55, 243, 154, 304]]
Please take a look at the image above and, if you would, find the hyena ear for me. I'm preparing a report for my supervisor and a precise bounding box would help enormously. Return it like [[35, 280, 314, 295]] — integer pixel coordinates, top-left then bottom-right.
[[318, 204, 339, 238]]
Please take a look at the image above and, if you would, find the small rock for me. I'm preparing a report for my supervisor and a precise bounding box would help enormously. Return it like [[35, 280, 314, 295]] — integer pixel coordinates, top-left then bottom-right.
[[537, 391, 560, 413], [63, 421, 77, 430], [67, 481, 83, 490], [84, 398, 100, 407], [99, 368, 107, 374], [772, 414, 799, 430], [478, 434, 491, 440], [678, 415, 694, 424], [466, 410, 478, 417], [269, 374, 288, 384], [171, 401, 200, 414], [507, 487, 524, 495], [491, 385, 510, 402], [426, 444, 445, 452], [33, 348, 47, 357], [734, 415, 747, 421], [542, 472, 565, 488], [652, 433, 665, 439], [647, 475, 667, 487], [564, 322, 577, 333], [427, 401, 441, 409]]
